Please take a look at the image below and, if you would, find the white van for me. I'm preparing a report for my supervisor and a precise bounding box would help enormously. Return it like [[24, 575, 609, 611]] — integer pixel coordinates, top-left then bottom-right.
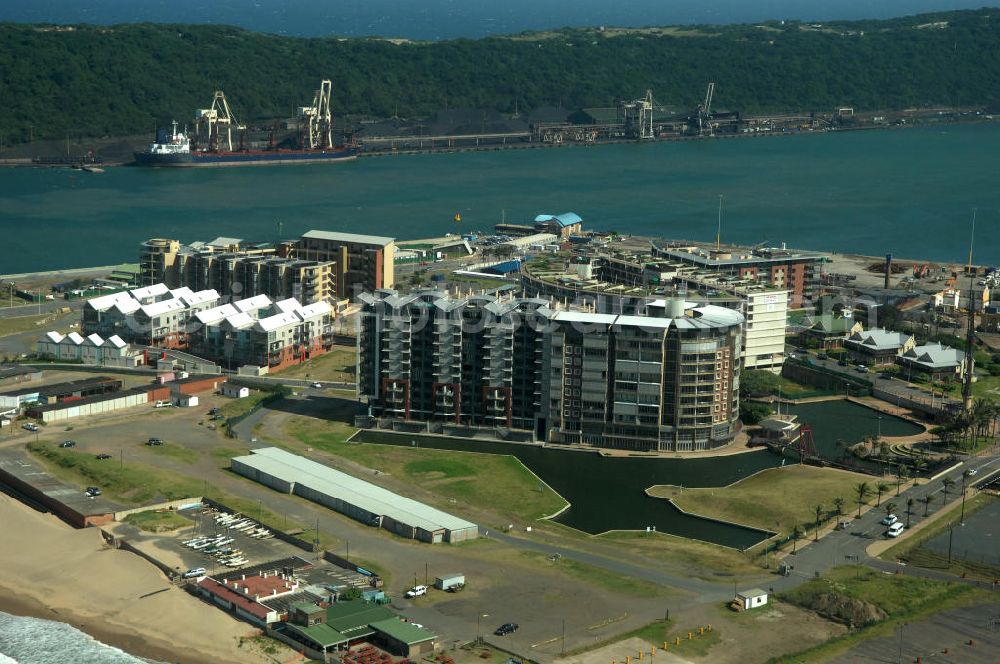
[[886, 522, 905, 538]]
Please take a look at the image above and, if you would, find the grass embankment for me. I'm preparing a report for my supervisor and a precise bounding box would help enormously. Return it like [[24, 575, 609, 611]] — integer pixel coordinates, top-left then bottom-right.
[[123, 510, 192, 532], [774, 565, 990, 663], [879, 493, 999, 580], [218, 389, 271, 420], [564, 619, 720, 658], [272, 347, 357, 383], [27, 441, 202, 503], [518, 551, 668, 599], [286, 418, 566, 523], [651, 465, 865, 537], [598, 531, 762, 578]]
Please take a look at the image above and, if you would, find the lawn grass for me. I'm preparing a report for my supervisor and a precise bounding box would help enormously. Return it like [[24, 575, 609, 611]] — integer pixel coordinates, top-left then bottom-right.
[[598, 531, 763, 578], [27, 441, 203, 503], [286, 419, 566, 523], [0, 313, 61, 337], [774, 566, 991, 663], [652, 465, 867, 537], [123, 510, 193, 532], [143, 442, 198, 464], [210, 445, 248, 465], [272, 347, 357, 383], [518, 550, 669, 598]]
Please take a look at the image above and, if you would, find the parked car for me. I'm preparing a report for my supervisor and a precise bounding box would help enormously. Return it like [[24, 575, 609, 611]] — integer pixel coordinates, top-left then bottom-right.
[[59, 440, 76, 448], [881, 514, 898, 526], [886, 522, 905, 538], [146, 438, 163, 446], [182, 567, 207, 579], [855, 364, 869, 373], [404, 585, 427, 598], [95, 453, 113, 460], [311, 382, 323, 388], [85, 486, 101, 497], [494, 623, 519, 636], [837, 359, 849, 367], [967, 468, 978, 476], [22, 423, 39, 432]]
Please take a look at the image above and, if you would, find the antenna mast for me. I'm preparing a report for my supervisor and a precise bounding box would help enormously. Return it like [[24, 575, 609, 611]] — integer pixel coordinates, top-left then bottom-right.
[[961, 209, 977, 412], [716, 195, 723, 250]]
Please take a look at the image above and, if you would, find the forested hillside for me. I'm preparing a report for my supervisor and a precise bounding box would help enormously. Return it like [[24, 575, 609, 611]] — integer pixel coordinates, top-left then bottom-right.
[[2, 9, 999, 142]]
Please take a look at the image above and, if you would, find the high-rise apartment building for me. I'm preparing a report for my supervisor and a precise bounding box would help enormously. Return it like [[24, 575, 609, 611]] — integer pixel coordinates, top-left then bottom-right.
[[358, 289, 743, 452], [140, 231, 394, 304]]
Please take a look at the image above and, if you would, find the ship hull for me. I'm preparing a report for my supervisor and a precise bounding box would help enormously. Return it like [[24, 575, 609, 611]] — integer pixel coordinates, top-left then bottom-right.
[[133, 147, 357, 167]]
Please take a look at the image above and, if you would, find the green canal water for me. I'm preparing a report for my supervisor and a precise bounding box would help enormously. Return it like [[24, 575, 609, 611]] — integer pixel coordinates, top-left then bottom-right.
[[354, 400, 924, 548], [2, 123, 1000, 275]]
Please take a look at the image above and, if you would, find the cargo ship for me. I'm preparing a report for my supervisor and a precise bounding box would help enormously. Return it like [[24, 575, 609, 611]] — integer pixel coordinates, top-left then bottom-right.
[[133, 123, 356, 167], [133, 80, 357, 168]]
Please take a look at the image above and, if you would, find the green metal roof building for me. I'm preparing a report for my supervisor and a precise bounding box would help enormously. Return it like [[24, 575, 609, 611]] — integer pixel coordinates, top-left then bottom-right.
[[276, 600, 438, 661]]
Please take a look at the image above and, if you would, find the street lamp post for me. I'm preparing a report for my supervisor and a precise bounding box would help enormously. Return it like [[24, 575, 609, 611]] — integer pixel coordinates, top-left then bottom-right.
[[477, 613, 489, 643]]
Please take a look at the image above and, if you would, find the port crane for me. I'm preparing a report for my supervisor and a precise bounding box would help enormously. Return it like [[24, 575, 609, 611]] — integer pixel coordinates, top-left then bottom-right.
[[694, 82, 715, 136], [299, 80, 334, 149], [620, 89, 656, 139], [195, 91, 244, 152]]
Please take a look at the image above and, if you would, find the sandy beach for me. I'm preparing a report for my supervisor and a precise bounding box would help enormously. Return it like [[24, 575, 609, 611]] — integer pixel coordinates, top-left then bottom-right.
[[0, 493, 286, 664]]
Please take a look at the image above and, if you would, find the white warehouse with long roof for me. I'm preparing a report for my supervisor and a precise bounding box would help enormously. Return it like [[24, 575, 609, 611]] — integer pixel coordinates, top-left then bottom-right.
[[231, 447, 478, 544]]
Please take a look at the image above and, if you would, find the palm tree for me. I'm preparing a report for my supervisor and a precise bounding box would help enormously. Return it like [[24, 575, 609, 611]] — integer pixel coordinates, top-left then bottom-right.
[[921, 493, 936, 517], [814, 504, 824, 541], [791, 525, 805, 554], [855, 482, 871, 517], [895, 465, 908, 496], [941, 477, 955, 504], [884, 501, 898, 521], [875, 482, 890, 507], [905, 497, 915, 527], [834, 496, 846, 516], [960, 468, 973, 524]]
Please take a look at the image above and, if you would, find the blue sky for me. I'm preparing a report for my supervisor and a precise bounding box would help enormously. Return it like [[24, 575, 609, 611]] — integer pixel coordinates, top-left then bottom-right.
[[2, 1, 996, 39]]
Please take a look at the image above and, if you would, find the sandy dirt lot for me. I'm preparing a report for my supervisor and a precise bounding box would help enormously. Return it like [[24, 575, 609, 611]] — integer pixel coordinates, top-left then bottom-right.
[[0, 493, 290, 664]]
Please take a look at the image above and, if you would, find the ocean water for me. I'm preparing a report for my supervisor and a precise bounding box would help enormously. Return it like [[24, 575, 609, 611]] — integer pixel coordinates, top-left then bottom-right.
[[1, 123, 999, 275], [0, 1, 992, 39], [0, 611, 160, 664]]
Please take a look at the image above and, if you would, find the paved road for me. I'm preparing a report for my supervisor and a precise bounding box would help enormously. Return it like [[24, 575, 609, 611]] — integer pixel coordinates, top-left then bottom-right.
[[767, 453, 1000, 595], [786, 344, 961, 411]]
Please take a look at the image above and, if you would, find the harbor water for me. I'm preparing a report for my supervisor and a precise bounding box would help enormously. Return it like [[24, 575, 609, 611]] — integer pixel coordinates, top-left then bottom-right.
[[2, 123, 999, 275], [353, 400, 924, 548]]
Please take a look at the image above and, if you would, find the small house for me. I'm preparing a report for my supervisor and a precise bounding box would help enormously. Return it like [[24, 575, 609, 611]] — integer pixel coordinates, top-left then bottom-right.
[[734, 588, 768, 611], [222, 384, 250, 399]]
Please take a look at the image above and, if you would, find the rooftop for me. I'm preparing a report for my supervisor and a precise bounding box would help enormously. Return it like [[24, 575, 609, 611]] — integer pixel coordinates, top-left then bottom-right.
[[534, 212, 583, 227], [301, 230, 395, 247], [846, 328, 913, 351], [901, 343, 965, 369], [233, 448, 477, 535], [284, 622, 348, 648], [368, 618, 437, 644], [198, 578, 270, 620]]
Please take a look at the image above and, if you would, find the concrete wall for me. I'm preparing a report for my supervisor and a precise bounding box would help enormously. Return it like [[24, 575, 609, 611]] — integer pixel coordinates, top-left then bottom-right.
[[113, 498, 202, 521]]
